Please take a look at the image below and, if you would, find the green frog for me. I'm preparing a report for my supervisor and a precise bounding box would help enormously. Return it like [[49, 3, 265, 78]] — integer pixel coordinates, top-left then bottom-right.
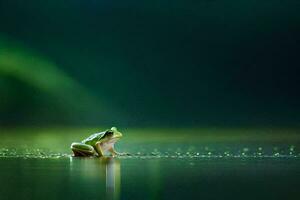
[[71, 127, 125, 157]]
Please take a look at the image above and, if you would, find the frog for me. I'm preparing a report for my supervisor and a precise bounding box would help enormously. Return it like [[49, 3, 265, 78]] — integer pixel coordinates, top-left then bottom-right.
[[71, 127, 126, 157]]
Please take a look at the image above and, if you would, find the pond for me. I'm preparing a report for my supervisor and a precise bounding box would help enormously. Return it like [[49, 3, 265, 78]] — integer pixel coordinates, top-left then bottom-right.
[[0, 127, 299, 200]]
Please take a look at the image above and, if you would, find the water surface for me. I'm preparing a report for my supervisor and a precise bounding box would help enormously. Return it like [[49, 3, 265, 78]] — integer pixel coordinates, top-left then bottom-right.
[[0, 127, 299, 200]]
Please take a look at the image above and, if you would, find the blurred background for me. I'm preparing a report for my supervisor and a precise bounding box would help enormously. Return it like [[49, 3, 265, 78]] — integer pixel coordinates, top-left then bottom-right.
[[0, 0, 300, 127], [1, 3, 300, 199]]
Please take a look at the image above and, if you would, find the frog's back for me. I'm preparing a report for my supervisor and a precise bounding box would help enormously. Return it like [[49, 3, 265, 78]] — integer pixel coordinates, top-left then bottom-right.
[[82, 131, 105, 146]]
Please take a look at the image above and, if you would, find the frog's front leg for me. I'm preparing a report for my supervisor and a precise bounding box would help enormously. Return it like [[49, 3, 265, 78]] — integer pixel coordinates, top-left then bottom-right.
[[71, 142, 95, 157]]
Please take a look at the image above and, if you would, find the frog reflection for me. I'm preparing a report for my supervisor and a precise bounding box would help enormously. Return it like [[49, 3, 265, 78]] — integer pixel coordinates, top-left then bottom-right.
[[101, 158, 121, 200], [69, 157, 121, 200]]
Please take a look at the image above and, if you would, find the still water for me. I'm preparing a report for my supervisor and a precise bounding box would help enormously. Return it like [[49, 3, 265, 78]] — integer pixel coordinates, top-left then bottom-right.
[[0, 157, 300, 200], [0, 128, 300, 200]]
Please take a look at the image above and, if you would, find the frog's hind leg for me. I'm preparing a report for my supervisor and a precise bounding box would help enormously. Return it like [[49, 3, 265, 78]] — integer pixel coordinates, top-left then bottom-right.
[[71, 142, 95, 157]]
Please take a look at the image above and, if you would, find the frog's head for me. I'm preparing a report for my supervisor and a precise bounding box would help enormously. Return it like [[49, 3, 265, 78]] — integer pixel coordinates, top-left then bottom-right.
[[104, 127, 123, 140]]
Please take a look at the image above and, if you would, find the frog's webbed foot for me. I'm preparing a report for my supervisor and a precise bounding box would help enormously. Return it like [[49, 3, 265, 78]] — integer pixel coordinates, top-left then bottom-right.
[[109, 148, 130, 157]]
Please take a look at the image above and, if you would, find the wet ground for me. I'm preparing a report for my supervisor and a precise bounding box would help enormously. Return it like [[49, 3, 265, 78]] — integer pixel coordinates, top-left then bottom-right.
[[0, 127, 300, 200]]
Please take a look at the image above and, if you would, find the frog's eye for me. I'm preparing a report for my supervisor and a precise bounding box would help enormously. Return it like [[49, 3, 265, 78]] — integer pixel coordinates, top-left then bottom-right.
[[104, 130, 113, 137], [111, 127, 117, 131]]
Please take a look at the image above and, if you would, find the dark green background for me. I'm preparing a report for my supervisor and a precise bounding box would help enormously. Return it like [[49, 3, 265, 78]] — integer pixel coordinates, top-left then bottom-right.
[[0, 0, 299, 126]]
